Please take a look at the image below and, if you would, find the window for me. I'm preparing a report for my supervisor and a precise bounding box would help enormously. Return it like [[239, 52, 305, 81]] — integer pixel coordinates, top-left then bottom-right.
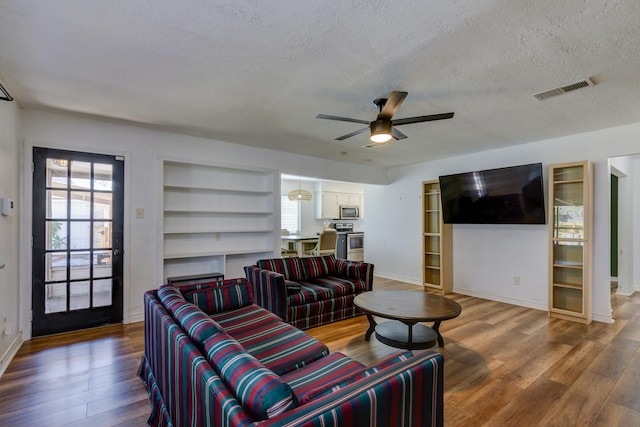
[[281, 196, 300, 233]]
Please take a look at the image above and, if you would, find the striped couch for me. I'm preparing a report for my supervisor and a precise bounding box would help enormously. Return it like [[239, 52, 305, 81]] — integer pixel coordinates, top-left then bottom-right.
[[244, 255, 374, 330], [138, 278, 444, 426]]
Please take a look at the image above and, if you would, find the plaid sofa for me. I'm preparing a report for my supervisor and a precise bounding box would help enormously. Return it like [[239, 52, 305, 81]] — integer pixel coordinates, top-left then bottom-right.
[[244, 255, 374, 330], [138, 278, 444, 427]]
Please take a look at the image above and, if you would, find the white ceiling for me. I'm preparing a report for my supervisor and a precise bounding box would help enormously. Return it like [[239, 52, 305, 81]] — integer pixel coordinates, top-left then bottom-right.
[[1, 1, 640, 168]]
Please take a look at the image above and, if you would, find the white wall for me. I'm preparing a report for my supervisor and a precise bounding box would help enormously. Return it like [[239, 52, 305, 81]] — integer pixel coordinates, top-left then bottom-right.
[[19, 108, 387, 335], [0, 100, 21, 376], [366, 121, 640, 323]]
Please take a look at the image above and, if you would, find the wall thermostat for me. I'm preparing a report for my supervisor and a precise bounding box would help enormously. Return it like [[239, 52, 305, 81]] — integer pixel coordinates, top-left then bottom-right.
[[2, 198, 15, 216]]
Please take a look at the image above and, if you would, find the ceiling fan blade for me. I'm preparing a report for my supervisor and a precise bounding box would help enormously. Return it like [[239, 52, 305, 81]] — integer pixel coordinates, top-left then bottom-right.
[[335, 127, 369, 141], [392, 127, 408, 140], [378, 91, 408, 120], [316, 114, 371, 125], [392, 112, 454, 126]]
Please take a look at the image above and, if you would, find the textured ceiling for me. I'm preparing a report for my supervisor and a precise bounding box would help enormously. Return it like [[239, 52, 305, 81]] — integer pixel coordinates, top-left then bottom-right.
[[1, 1, 640, 168]]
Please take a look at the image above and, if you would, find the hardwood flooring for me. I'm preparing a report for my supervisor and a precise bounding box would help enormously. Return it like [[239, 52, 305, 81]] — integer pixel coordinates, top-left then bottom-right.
[[1, 277, 639, 426]]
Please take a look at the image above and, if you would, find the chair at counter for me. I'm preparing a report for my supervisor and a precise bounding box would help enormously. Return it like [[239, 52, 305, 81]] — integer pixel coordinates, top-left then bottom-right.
[[303, 229, 338, 257]]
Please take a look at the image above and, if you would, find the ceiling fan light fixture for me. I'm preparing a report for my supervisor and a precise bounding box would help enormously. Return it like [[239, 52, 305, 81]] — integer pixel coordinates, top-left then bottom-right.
[[370, 120, 392, 143]]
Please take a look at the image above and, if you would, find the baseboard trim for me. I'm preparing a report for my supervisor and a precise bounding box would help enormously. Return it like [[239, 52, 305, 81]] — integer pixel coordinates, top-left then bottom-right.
[[374, 273, 422, 287], [0, 334, 23, 379], [128, 312, 144, 324], [452, 287, 548, 312], [616, 288, 635, 297]]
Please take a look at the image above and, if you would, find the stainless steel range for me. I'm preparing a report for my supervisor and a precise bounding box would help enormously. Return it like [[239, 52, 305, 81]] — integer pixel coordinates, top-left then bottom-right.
[[331, 223, 364, 261]]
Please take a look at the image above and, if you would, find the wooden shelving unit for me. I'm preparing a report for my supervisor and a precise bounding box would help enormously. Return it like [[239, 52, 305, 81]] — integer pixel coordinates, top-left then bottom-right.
[[422, 180, 452, 294], [162, 160, 277, 281], [548, 161, 592, 324]]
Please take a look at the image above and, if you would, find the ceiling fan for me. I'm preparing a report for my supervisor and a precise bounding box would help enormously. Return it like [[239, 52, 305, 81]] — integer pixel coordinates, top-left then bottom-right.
[[316, 91, 454, 145]]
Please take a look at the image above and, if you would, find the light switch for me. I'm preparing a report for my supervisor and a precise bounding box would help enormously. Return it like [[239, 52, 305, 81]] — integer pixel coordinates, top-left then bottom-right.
[[135, 208, 144, 219], [1, 198, 14, 216]]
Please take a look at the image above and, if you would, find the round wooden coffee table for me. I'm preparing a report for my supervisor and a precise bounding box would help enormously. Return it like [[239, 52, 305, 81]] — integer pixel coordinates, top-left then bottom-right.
[[354, 290, 461, 350]]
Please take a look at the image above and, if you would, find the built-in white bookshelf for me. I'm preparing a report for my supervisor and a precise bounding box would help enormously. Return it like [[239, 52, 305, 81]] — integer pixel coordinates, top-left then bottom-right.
[[162, 160, 277, 281]]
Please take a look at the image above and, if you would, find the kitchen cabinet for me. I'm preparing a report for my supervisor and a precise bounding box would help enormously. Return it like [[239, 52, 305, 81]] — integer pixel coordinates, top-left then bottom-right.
[[315, 191, 363, 219], [548, 161, 592, 324], [162, 160, 278, 280]]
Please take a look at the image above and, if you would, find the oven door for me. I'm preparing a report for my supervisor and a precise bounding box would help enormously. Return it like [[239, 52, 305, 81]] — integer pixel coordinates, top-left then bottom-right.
[[346, 233, 364, 261]]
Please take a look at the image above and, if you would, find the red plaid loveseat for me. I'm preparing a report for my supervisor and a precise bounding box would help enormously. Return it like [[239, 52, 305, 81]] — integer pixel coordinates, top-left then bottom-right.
[[244, 254, 374, 330], [138, 278, 444, 426]]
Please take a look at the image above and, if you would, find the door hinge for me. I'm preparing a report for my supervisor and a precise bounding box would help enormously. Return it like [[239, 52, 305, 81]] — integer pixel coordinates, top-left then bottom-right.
[[30, 310, 33, 321], [115, 156, 124, 161], [32, 161, 34, 173]]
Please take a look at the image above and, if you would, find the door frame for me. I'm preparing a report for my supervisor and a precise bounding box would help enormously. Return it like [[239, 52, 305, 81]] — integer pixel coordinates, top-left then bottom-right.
[[20, 143, 131, 341]]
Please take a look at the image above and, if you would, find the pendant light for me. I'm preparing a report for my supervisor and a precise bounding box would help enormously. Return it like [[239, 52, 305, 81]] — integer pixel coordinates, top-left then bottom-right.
[[288, 177, 312, 202]]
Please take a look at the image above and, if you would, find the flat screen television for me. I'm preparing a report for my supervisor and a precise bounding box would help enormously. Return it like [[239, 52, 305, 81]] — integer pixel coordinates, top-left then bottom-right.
[[439, 163, 546, 224]]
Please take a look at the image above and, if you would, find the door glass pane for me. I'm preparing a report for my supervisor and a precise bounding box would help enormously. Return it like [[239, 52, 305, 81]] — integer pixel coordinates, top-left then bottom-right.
[[94, 193, 112, 219], [70, 281, 90, 310], [94, 250, 112, 278], [46, 252, 67, 281], [70, 191, 92, 219], [46, 159, 69, 188], [70, 221, 91, 249], [94, 163, 113, 191], [70, 161, 91, 190], [46, 221, 68, 250], [45, 283, 67, 313], [47, 190, 68, 219], [70, 251, 91, 280], [93, 221, 112, 249], [93, 279, 112, 307]]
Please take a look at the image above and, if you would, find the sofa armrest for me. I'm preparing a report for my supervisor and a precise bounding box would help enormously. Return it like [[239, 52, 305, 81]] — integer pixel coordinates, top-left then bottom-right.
[[335, 259, 375, 291], [244, 265, 288, 321], [263, 351, 444, 426]]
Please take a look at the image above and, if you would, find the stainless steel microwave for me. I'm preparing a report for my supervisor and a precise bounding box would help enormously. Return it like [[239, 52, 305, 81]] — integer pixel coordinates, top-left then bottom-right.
[[339, 206, 360, 219]]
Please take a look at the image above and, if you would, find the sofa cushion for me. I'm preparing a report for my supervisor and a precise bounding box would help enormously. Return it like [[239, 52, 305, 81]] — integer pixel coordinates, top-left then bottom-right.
[[287, 295, 360, 330], [298, 255, 336, 280], [297, 351, 414, 403], [211, 304, 329, 375], [335, 259, 371, 280], [183, 280, 253, 314], [203, 331, 297, 420], [256, 257, 304, 281], [280, 352, 365, 403], [284, 279, 302, 294], [288, 276, 368, 306]]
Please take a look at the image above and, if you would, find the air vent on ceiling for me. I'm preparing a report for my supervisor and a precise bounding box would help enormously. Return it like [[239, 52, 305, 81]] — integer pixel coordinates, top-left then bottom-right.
[[533, 77, 595, 101]]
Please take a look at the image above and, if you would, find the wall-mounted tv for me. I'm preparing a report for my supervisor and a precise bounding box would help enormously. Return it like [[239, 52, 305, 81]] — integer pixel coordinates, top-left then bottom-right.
[[439, 163, 546, 224]]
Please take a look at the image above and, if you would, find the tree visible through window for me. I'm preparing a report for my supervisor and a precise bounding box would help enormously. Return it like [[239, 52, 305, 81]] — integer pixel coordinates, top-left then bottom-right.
[[281, 196, 300, 233]]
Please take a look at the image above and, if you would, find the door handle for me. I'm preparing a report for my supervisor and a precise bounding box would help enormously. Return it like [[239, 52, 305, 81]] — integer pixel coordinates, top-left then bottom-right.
[[113, 249, 123, 256]]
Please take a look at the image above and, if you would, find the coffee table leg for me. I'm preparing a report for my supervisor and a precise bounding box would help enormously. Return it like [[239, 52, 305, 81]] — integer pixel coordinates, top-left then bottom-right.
[[432, 321, 444, 347], [364, 313, 377, 341], [406, 321, 416, 349]]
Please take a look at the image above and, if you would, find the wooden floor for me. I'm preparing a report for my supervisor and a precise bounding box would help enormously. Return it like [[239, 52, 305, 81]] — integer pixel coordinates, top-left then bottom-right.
[[1, 277, 639, 426]]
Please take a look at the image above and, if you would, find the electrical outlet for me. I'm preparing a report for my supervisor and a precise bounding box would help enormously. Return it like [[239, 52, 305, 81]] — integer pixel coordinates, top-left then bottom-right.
[[4, 322, 13, 336], [513, 276, 521, 286]]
